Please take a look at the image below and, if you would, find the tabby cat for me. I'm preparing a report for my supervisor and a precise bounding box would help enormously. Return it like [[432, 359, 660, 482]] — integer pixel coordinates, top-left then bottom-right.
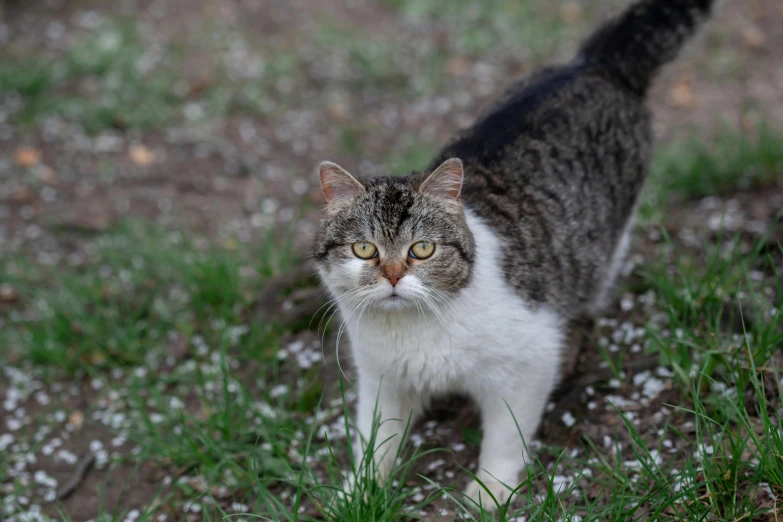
[[313, 0, 715, 509]]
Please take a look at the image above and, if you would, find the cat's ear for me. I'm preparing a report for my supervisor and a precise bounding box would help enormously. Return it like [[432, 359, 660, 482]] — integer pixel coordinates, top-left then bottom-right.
[[419, 158, 463, 203], [319, 161, 365, 210]]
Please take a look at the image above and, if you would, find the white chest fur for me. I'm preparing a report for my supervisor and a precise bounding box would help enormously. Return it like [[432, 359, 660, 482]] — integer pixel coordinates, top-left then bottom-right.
[[341, 209, 563, 401]]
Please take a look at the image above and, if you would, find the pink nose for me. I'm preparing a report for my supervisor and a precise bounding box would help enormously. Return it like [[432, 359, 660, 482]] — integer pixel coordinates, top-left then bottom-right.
[[381, 263, 405, 287]]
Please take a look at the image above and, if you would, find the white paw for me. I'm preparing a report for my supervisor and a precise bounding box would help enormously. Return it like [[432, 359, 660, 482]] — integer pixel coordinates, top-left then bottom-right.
[[464, 477, 513, 511], [337, 475, 370, 503], [335, 476, 354, 503]]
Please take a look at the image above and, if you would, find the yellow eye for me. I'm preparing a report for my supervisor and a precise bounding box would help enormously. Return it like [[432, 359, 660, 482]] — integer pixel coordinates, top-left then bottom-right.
[[352, 242, 378, 260], [409, 241, 435, 260]]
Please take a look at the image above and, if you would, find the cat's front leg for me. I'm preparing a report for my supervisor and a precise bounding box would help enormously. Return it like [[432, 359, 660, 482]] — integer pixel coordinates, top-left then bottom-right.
[[465, 353, 559, 510], [353, 373, 423, 484]]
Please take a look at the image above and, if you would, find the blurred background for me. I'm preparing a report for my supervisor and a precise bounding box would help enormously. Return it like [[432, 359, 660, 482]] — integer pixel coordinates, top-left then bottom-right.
[[1, 0, 782, 520], [2, 0, 781, 249]]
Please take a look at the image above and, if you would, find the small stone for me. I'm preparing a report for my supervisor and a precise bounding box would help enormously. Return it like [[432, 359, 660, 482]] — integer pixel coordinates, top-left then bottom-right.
[[11, 186, 34, 203], [55, 449, 78, 464], [95, 134, 124, 153], [0, 434, 13, 451], [742, 26, 766, 49], [0, 283, 19, 303], [560, 1, 583, 23], [68, 410, 84, 429], [39, 165, 57, 184], [669, 77, 696, 108], [426, 459, 445, 471], [129, 144, 156, 167], [15, 147, 41, 168], [446, 57, 471, 77]]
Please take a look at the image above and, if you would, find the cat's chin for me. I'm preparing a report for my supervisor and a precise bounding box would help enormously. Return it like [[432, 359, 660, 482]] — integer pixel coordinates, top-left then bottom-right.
[[375, 294, 413, 311]]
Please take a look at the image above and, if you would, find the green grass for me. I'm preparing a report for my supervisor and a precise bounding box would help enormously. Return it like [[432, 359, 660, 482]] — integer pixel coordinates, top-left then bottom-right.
[[642, 232, 782, 390], [310, 20, 450, 97], [0, 222, 290, 517], [3, 220, 781, 520], [386, 136, 441, 176], [628, 237, 783, 520], [641, 124, 783, 222], [655, 124, 783, 199], [0, 21, 185, 133], [2, 222, 282, 375], [384, 0, 608, 59], [0, 221, 442, 520], [0, 18, 296, 133]]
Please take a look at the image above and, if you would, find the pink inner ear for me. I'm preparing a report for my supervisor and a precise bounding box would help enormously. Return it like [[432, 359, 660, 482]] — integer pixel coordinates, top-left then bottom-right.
[[319, 161, 364, 204], [420, 158, 463, 200]]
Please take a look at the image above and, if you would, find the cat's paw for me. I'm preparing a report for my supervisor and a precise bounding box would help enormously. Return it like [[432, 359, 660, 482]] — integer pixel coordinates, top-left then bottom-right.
[[463, 478, 513, 512], [337, 474, 375, 504], [337, 475, 365, 503], [335, 476, 354, 503]]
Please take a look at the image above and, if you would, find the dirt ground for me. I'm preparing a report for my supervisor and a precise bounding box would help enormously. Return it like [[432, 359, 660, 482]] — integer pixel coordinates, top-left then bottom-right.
[[1, 0, 783, 520]]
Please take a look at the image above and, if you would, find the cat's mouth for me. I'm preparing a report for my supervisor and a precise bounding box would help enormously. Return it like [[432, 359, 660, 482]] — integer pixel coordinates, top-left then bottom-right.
[[379, 290, 409, 309]]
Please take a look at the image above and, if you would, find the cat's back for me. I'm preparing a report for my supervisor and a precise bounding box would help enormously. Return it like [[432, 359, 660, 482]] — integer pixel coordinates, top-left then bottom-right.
[[426, 0, 717, 317], [434, 64, 652, 317], [440, 63, 651, 187]]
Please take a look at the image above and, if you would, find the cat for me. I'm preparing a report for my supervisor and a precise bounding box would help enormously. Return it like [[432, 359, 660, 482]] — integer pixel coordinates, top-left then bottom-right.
[[312, 0, 715, 510]]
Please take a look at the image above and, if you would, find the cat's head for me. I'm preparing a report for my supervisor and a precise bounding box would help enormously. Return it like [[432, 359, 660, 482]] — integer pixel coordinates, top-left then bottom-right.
[[312, 158, 475, 311]]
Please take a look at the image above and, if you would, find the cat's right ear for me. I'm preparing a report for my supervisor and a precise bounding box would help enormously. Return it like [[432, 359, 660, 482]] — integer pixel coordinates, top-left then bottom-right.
[[319, 161, 365, 211]]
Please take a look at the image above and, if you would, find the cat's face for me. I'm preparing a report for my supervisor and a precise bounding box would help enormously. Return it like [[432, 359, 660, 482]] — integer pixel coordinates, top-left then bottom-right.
[[313, 158, 475, 312]]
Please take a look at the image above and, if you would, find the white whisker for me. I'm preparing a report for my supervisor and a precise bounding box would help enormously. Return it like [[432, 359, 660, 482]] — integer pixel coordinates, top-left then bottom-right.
[[333, 290, 374, 383], [318, 288, 367, 366]]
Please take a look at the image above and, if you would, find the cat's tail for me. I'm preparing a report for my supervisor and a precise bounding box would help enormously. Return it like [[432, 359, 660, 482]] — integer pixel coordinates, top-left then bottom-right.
[[577, 0, 716, 94]]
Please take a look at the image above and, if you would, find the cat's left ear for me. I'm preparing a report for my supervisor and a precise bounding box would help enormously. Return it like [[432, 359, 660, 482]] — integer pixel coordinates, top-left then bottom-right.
[[419, 158, 463, 204]]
